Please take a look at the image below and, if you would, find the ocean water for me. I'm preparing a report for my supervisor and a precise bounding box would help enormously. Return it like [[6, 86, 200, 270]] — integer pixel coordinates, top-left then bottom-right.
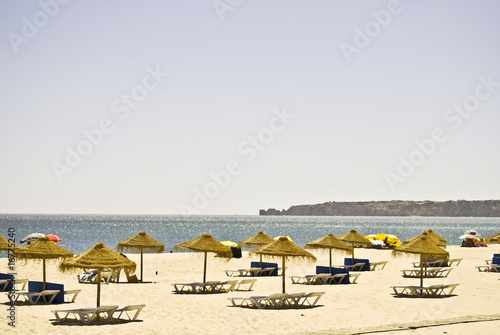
[[0, 214, 499, 255]]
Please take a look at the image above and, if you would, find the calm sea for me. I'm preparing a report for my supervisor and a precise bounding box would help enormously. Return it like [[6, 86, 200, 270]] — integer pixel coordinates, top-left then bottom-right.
[[1, 214, 499, 255]]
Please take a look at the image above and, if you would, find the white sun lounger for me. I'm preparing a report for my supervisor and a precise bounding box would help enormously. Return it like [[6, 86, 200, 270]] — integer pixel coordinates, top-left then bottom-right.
[[402, 267, 453, 278], [229, 291, 325, 309], [391, 284, 459, 297], [52, 305, 119, 324], [290, 273, 348, 285], [477, 264, 500, 272], [8, 289, 60, 304], [370, 261, 388, 271], [233, 279, 257, 291], [114, 304, 145, 321]]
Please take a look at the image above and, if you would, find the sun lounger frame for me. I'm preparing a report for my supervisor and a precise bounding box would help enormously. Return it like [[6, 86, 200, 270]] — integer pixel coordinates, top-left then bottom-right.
[[401, 267, 453, 278], [391, 284, 459, 297], [477, 264, 500, 272], [52, 305, 119, 324], [8, 289, 60, 304]]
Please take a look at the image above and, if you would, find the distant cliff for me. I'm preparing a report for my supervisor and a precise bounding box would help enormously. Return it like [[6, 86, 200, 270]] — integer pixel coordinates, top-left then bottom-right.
[[259, 200, 500, 217]]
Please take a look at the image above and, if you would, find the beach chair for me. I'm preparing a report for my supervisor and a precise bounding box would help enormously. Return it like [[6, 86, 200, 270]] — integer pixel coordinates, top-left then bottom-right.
[[64, 289, 81, 303], [224, 268, 260, 277], [477, 264, 500, 272], [216, 280, 238, 292], [266, 293, 288, 308], [349, 273, 361, 284], [344, 258, 371, 271], [52, 305, 119, 324], [299, 292, 325, 307], [250, 262, 279, 276], [391, 284, 459, 298], [402, 267, 453, 278], [370, 261, 388, 271], [114, 304, 145, 321], [9, 289, 60, 304], [284, 292, 306, 307], [233, 279, 257, 291], [0, 279, 11, 292], [229, 295, 270, 308], [0, 273, 17, 292], [412, 258, 462, 268]]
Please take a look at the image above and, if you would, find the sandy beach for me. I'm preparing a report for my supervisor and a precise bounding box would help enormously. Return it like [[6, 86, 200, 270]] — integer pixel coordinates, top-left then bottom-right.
[[2, 245, 499, 334]]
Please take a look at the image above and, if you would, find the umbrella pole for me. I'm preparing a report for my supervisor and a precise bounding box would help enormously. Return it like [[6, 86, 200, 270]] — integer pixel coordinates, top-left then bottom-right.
[[329, 249, 332, 273], [203, 251, 207, 283], [351, 242, 355, 264], [43, 258, 46, 290], [97, 269, 102, 307], [420, 254, 424, 287], [140, 247, 144, 283], [282, 256, 286, 294], [260, 254, 263, 268]]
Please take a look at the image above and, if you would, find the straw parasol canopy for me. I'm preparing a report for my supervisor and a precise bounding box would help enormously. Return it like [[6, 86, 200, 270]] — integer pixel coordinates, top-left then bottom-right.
[[403, 230, 447, 248], [239, 231, 275, 266], [250, 236, 317, 293], [174, 233, 232, 282], [485, 232, 500, 244], [0, 233, 20, 252], [305, 234, 353, 272], [392, 235, 449, 287], [116, 231, 164, 283], [337, 229, 371, 263], [16, 236, 73, 290], [60, 242, 136, 307]]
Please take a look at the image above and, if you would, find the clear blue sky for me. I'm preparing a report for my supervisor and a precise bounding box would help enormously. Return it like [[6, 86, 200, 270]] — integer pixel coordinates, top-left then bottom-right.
[[1, 0, 499, 215]]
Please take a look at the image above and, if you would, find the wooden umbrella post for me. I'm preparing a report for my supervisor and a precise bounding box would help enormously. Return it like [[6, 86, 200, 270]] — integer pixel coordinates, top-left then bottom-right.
[[282, 256, 286, 294], [203, 251, 207, 283], [329, 248, 332, 272], [97, 269, 102, 307], [43, 258, 46, 290], [420, 254, 424, 287], [140, 247, 144, 283], [351, 242, 355, 264]]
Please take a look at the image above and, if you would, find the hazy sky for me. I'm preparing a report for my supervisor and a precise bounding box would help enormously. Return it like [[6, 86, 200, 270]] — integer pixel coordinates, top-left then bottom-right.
[[1, 0, 499, 215]]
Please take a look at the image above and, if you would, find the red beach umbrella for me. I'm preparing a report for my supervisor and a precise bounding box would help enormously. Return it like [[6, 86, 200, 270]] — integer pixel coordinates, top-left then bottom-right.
[[46, 234, 62, 243]]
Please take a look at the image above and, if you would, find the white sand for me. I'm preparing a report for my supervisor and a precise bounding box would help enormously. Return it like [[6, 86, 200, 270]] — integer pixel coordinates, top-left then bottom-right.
[[2, 245, 499, 334]]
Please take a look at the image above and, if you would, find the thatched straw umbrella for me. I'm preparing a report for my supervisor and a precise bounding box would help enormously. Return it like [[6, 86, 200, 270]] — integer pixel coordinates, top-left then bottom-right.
[[174, 233, 232, 283], [116, 231, 164, 283], [60, 242, 136, 307], [337, 229, 371, 264], [250, 236, 317, 293], [305, 234, 353, 272], [392, 235, 448, 287], [0, 233, 20, 252], [239, 231, 275, 267], [485, 232, 500, 244], [403, 230, 446, 248], [15, 236, 73, 290]]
